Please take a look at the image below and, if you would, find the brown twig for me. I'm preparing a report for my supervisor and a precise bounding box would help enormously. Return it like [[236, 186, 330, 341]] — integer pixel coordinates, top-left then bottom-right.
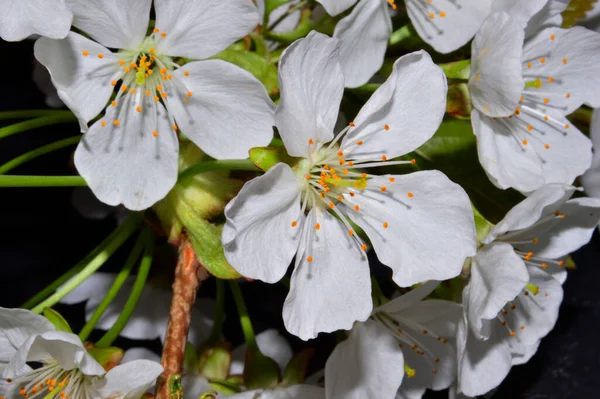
[[155, 235, 209, 399]]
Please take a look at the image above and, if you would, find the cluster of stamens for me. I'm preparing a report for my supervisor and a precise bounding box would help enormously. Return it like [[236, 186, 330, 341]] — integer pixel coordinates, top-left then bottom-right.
[[1, 363, 88, 399]]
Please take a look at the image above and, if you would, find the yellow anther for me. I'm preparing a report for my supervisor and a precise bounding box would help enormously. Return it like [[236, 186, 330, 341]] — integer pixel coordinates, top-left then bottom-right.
[[404, 365, 416, 378]]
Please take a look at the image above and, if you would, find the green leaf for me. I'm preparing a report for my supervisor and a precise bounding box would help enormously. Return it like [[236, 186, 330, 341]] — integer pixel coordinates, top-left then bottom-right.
[[244, 347, 281, 390], [249, 146, 300, 172], [415, 120, 524, 223], [280, 349, 314, 387], [212, 48, 279, 95], [42, 308, 72, 333]]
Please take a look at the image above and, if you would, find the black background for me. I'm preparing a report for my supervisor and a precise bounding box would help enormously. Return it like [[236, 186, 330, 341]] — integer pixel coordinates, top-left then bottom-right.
[[1, 38, 599, 399]]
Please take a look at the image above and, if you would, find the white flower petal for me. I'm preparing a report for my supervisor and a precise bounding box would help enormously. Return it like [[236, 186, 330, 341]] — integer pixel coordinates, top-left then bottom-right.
[[485, 183, 575, 243], [66, 0, 150, 49], [522, 27, 600, 114], [469, 12, 525, 117], [60, 273, 116, 305], [523, 0, 570, 38], [510, 340, 540, 365], [0, 308, 55, 363], [456, 316, 512, 397], [467, 243, 529, 339], [396, 387, 426, 399], [333, 0, 392, 88], [34, 32, 123, 131], [223, 163, 303, 283], [98, 359, 163, 399], [228, 385, 326, 399], [154, 0, 258, 59], [74, 93, 179, 210], [471, 110, 541, 192], [325, 320, 404, 399], [504, 266, 563, 345], [230, 329, 293, 375], [275, 31, 343, 157], [283, 207, 372, 340], [347, 170, 476, 287], [122, 348, 161, 364], [491, 0, 547, 28], [316, 0, 357, 16], [375, 280, 440, 314], [167, 60, 275, 160], [581, 109, 600, 199], [0, 0, 72, 41], [341, 51, 447, 161], [182, 375, 213, 399], [405, 0, 493, 54]]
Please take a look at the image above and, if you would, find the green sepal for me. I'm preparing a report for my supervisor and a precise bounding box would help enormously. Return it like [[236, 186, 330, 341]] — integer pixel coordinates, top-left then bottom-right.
[[439, 59, 471, 80], [207, 380, 241, 395], [87, 346, 124, 372], [197, 342, 232, 380], [473, 204, 494, 246], [188, 220, 241, 279], [265, 9, 314, 45], [279, 349, 314, 388], [249, 146, 300, 172], [212, 48, 279, 95], [446, 83, 472, 119], [42, 308, 72, 333], [244, 346, 281, 390]]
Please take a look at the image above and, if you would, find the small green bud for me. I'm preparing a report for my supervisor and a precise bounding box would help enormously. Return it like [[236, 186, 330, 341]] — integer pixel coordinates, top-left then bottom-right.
[[42, 308, 72, 333], [249, 146, 300, 172], [197, 343, 232, 381], [87, 346, 124, 372]]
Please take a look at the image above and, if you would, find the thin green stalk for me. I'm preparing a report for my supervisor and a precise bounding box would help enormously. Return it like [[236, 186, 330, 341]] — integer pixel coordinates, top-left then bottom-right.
[[0, 175, 87, 187], [389, 25, 412, 46], [96, 230, 156, 347], [207, 279, 226, 344], [229, 280, 257, 348], [78, 227, 150, 341], [0, 136, 80, 174], [177, 159, 260, 183], [31, 214, 142, 314], [0, 110, 73, 121], [0, 113, 78, 140]]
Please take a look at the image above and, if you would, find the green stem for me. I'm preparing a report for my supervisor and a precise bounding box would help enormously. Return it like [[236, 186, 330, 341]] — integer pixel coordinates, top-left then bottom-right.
[[0, 110, 73, 121], [389, 25, 412, 46], [178, 159, 260, 183], [96, 229, 155, 347], [0, 113, 78, 140], [268, 0, 309, 32], [30, 214, 142, 314], [21, 264, 86, 309], [78, 227, 150, 341], [228, 280, 257, 349], [207, 279, 226, 344], [0, 136, 81, 174], [0, 175, 87, 187]]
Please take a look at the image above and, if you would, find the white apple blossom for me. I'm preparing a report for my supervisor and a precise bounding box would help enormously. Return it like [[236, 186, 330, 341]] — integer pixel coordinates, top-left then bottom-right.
[[582, 109, 600, 200], [0, 0, 72, 41], [34, 0, 276, 210], [228, 385, 326, 399], [324, 0, 494, 88], [457, 184, 600, 397], [325, 281, 462, 399], [0, 307, 162, 399], [469, 1, 600, 193], [222, 31, 476, 340]]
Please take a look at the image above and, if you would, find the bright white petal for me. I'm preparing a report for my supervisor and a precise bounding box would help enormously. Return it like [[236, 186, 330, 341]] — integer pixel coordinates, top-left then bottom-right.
[[0, 0, 72, 41], [334, 0, 392, 88], [347, 170, 476, 287], [523, 0, 570, 37], [283, 207, 372, 340], [228, 385, 326, 399], [522, 27, 600, 114], [66, 0, 150, 49], [223, 163, 303, 283], [491, 0, 547, 28], [98, 360, 163, 399], [60, 273, 116, 305], [316, 0, 357, 16], [341, 51, 446, 160], [230, 329, 293, 375], [122, 348, 161, 364], [167, 60, 275, 160], [155, 0, 258, 59], [74, 93, 179, 210], [510, 340, 540, 365], [405, 0, 493, 54], [469, 12, 525, 117], [325, 320, 404, 399], [467, 243, 529, 339], [34, 33, 123, 130], [275, 31, 343, 157], [581, 109, 600, 199], [375, 280, 440, 314], [485, 183, 575, 243], [456, 316, 512, 397], [0, 308, 55, 362]]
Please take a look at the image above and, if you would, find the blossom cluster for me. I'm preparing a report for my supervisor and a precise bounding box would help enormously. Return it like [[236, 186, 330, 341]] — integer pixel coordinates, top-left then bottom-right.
[[1, 0, 600, 398]]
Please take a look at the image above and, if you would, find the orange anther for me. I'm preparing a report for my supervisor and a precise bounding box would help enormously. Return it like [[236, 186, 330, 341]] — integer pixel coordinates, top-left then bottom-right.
[[543, 98, 549, 104], [348, 230, 354, 236], [291, 221, 298, 227], [154, 96, 160, 102], [510, 331, 516, 336], [566, 92, 571, 98], [154, 28, 160, 33], [329, 202, 335, 209], [136, 106, 142, 112], [153, 131, 158, 137], [119, 60, 125, 66], [550, 34, 555, 40], [407, 192, 414, 198], [381, 155, 387, 161], [308, 139, 314, 145], [97, 53, 104, 59], [527, 62, 532, 68], [114, 120, 120, 126], [548, 77, 554, 82], [82, 50, 89, 56], [337, 150, 343, 156], [439, 11, 446, 17], [101, 120, 106, 127], [315, 223, 321, 230], [161, 32, 167, 38], [145, 90, 151, 96], [384, 124, 390, 131], [184, 71, 190, 76], [111, 80, 117, 86], [356, 140, 363, 145], [540, 57, 546, 63], [429, 13, 435, 18], [361, 243, 367, 251], [383, 222, 388, 228], [389, 177, 395, 182], [187, 91, 192, 97], [172, 124, 178, 131], [380, 186, 387, 192], [349, 122, 355, 127], [354, 205, 360, 211], [111, 100, 117, 107], [121, 85, 128, 92], [527, 125, 533, 131], [563, 58, 568, 64]]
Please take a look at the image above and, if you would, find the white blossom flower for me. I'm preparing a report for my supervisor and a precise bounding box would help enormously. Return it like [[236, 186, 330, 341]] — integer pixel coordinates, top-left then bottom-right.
[[34, 0, 276, 210], [582, 109, 600, 200], [0, 307, 162, 399], [0, 0, 72, 41], [228, 385, 326, 399], [222, 31, 476, 340], [469, 2, 600, 193], [325, 281, 462, 399], [456, 184, 600, 397], [61, 272, 214, 344], [326, 0, 494, 88]]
